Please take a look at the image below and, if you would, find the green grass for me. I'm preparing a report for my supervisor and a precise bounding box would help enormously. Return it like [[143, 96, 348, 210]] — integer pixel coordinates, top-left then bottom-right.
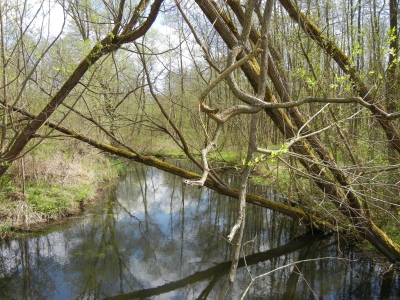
[[250, 175, 272, 186], [374, 213, 400, 245], [210, 151, 241, 165], [152, 148, 186, 158], [0, 148, 128, 239], [0, 223, 11, 238], [24, 181, 94, 219], [0, 175, 15, 194]]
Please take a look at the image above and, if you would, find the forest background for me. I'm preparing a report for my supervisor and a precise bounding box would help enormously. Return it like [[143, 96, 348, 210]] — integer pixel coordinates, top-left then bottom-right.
[[0, 0, 400, 291]]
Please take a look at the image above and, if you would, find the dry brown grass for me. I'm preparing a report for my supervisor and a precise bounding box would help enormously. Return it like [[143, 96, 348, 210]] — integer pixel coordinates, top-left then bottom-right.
[[0, 145, 120, 236], [21, 153, 95, 186]]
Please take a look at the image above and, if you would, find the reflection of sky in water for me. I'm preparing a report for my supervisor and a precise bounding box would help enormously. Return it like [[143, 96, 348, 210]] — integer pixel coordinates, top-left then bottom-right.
[[0, 162, 399, 299]]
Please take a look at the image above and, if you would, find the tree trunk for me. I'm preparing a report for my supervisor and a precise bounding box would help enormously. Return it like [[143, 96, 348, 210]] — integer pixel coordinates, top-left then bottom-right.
[[386, 0, 400, 166], [0, 0, 7, 153], [0, 0, 163, 176], [196, 0, 400, 261], [278, 0, 400, 155]]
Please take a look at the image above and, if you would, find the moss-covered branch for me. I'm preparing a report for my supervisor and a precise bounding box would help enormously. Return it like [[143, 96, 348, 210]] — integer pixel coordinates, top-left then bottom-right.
[[278, 0, 400, 155], [0, 0, 164, 177], [4, 101, 334, 232], [197, 0, 400, 262]]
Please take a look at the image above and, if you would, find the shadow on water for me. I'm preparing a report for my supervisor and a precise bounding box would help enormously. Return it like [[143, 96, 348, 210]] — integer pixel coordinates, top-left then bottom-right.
[[0, 161, 399, 299]]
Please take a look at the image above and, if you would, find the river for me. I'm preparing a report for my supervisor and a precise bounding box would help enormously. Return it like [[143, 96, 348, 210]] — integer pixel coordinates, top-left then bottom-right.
[[0, 161, 399, 299]]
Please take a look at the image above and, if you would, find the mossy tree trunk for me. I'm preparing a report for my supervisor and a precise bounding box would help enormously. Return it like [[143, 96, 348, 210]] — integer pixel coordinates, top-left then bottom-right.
[[195, 0, 400, 261], [0, 0, 164, 177]]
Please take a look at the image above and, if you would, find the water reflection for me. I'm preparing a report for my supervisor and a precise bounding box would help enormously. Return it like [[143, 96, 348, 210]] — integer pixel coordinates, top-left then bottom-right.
[[0, 162, 399, 299]]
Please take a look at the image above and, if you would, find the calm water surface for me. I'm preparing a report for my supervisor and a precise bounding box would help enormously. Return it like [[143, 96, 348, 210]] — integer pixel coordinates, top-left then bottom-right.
[[0, 161, 399, 299]]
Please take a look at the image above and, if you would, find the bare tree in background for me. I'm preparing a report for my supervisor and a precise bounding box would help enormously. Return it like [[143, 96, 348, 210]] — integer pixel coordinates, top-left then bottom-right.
[[1, 0, 400, 285]]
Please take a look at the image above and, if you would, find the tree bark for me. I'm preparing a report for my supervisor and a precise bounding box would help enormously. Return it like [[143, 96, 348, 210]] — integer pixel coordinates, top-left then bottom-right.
[[386, 0, 400, 166], [0, 0, 7, 154], [196, 0, 400, 261], [278, 0, 400, 155], [0, 0, 164, 176], [3, 99, 334, 232]]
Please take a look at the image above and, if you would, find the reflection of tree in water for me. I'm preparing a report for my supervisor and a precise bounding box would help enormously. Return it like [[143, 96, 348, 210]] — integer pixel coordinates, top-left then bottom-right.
[[103, 233, 327, 299], [62, 163, 287, 298], [0, 163, 399, 299], [65, 198, 133, 299], [0, 238, 58, 299]]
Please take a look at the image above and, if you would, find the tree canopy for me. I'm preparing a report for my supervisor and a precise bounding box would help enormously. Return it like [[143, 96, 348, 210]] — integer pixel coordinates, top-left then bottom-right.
[[1, 0, 400, 293]]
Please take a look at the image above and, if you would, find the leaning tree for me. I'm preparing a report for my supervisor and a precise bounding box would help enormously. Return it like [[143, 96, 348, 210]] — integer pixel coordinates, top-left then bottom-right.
[[1, 1, 400, 292]]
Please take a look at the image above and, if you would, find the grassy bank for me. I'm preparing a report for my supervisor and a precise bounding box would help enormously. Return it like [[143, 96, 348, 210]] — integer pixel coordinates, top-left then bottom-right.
[[0, 143, 126, 239]]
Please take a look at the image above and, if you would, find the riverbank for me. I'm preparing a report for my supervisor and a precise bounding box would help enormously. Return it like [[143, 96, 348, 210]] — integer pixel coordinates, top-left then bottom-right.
[[1, 149, 398, 267], [1, 160, 398, 299], [0, 147, 126, 239]]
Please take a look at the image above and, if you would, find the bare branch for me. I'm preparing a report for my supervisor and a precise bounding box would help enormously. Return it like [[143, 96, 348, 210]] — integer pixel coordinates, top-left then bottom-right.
[[199, 45, 262, 101]]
